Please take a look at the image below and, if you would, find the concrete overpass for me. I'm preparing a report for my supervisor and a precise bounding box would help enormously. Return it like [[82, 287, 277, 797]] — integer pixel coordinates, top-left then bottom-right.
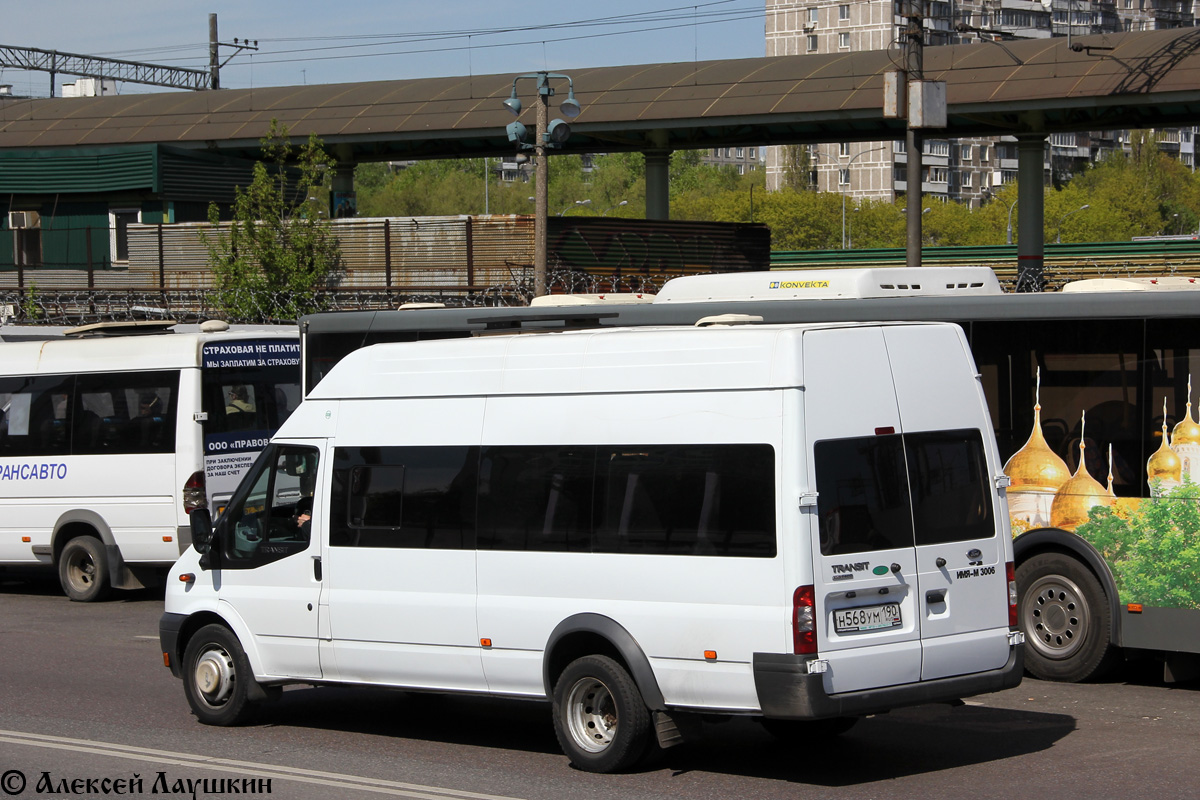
[[3, 26, 1200, 283]]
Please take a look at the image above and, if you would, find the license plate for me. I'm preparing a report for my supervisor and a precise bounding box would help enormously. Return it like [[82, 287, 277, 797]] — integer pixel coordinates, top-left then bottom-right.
[[834, 603, 902, 633]]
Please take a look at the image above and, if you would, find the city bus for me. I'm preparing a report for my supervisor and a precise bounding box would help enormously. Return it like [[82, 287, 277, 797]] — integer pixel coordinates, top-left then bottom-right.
[[0, 320, 301, 601], [299, 267, 1200, 683]]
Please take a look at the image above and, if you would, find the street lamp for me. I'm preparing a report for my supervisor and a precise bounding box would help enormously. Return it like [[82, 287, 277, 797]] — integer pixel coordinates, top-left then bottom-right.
[[1055, 204, 1090, 243], [841, 145, 886, 249], [558, 199, 591, 216], [503, 72, 582, 297], [602, 200, 628, 216]]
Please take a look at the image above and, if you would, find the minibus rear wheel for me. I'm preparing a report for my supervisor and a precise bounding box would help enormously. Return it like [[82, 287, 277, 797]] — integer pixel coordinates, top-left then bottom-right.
[[58, 536, 111, 602], [552, 655, 653, 773], [182, 624, 256, 726]]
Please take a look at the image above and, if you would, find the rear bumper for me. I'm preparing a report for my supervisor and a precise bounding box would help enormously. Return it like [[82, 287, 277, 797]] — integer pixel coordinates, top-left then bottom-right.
[[753, 642, 1024, 719]]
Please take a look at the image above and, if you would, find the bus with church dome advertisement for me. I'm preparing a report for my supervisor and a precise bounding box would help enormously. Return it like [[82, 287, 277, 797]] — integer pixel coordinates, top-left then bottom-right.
[[300, 267, 1200, 683]]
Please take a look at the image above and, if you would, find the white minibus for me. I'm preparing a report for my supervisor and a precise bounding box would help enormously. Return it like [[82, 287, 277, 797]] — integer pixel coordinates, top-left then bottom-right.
[[160, 320, 1023, 772], [0, 320, 300, 601]]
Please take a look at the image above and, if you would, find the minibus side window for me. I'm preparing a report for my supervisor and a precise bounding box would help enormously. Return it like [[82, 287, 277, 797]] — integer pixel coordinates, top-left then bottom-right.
[[814, 435, 915, 556], [72, 371, 178, 455], [330, 446, 477, 549], [477, 445, 594, 552], [0, 375, 74, 457], [593, 444, 777, 557], [906, 429, 995, 545], [220, 444, 319, 568]]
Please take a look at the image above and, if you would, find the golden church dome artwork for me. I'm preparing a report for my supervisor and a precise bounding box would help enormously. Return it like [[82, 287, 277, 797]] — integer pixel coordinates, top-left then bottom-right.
[[1004, 403, 1071, 492], [1148, 397, 1182, 493], [1171, 376, 1200, 447], [1005, 368, 1072, 530], [1050, 412, 1116, 532]]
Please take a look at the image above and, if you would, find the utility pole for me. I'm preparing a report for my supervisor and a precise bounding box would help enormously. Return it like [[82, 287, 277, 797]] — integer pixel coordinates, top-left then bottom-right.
[[902, 0, 924, 270], [210, 13, 220, 90]]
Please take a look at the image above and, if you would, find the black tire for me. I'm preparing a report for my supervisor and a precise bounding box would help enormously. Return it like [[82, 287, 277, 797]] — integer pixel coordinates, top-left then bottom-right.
[[1018, 552, 1119, 682], [182, 624, 258, 726], [760, 716, 858, 741], [57, 536, 111, 602], [551, 655, 653, 773]]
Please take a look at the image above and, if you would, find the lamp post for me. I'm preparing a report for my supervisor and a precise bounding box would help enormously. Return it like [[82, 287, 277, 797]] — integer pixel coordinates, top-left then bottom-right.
[[1005, 197, 1017, 245], [503, 72, 581, 297], [841, 146, 886, 249], [602, 200, 628, 216], [558, 199, 591, 216], [1055, 204, 1090, 244]]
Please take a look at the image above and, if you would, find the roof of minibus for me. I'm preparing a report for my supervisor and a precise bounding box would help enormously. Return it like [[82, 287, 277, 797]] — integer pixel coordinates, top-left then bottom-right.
[[306, 320, 943, 402], [0, 324, 297, 375]]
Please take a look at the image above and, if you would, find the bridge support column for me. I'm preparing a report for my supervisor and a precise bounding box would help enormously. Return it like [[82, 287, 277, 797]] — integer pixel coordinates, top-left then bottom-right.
[[645, 150, 671, 221], [1016, 134, 1047, 291]]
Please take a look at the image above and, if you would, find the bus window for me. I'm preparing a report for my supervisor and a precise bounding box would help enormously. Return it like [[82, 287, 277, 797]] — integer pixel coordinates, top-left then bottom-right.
[[72, 372, 178, 456]]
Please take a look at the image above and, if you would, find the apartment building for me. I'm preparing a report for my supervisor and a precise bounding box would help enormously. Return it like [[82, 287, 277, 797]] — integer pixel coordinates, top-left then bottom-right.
[[765, 0, 1197, 204]]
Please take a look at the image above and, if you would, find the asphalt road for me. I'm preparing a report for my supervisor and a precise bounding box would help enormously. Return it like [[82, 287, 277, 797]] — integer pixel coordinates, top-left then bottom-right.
[[2, 568, 1198, 800]]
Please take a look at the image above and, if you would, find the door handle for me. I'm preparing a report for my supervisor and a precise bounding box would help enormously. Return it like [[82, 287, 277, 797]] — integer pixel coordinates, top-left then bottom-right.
[[312, 555, 323, 581], [926, 589, 946, 604], [935, 557, 947, 568], [890, 563, 901, 573]]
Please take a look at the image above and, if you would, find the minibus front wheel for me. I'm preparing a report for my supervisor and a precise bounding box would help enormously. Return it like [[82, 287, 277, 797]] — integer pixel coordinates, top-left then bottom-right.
[[552, 655, 653, 773], [182, 624, 256, 726]]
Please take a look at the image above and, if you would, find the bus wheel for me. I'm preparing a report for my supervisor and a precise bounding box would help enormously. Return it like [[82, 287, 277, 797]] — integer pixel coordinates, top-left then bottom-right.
[[182, 624, 256, 726], [58, 536, 111, 602], [552, 655, 652, 773], [1018, 553, 1118, 682]]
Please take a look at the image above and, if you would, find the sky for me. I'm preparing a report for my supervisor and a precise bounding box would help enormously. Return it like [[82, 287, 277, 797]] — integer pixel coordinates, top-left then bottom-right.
[[3, 1, 768, 97]]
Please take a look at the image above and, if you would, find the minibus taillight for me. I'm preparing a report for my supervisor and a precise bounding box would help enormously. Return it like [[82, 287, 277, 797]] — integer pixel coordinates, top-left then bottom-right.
[[792, 585, 817, 655], [1007, 561, 1018, 629], [183, 471, 208, 514]]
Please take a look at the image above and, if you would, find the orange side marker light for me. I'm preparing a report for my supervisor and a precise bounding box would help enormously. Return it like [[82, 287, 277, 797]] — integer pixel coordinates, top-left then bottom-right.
[[480, 638, 492, 648], [1127, 603, 1144, 614], [704, 650, 718, 661]]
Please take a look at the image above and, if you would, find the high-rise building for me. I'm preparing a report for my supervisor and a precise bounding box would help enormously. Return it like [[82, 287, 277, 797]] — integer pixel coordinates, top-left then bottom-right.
[[765, 0, 1197, 205]]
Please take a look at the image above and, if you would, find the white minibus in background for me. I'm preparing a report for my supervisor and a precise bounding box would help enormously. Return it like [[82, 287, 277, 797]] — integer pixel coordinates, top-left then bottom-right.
[[0, 320, 300, 601], [161, 319, 1023, 773]]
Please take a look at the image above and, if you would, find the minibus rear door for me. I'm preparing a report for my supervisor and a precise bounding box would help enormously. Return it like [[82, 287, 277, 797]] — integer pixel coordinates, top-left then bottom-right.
[[803, 327, 923, 695]]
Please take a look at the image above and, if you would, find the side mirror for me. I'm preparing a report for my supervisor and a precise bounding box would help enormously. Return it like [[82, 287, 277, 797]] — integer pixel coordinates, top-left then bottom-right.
[[190, 509, 222, 570]]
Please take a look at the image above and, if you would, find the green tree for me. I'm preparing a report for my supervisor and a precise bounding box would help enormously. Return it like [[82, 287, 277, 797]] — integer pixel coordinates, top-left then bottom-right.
[[203, 121, 341, 322], [1077, 483, 1200, 608]]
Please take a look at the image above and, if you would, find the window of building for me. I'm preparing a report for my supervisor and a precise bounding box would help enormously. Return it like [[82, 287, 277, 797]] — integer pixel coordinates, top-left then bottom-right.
[[931, 167, 948, 184], [959, 144, 973, 161], [962, 170, 973, 188], [839, 4, 850, 21], [806, 34, 818, 51], [809, 7, 819, 24], [839, 142, 850, 157], [839, 168, 850, 186], [838, 32, 850, 48], [110, 208, 141, 264], [980, 145, 990, 163]]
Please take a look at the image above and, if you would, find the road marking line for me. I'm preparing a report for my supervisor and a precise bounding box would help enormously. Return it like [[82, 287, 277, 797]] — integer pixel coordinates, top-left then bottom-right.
[[0, 728, 525, 800]]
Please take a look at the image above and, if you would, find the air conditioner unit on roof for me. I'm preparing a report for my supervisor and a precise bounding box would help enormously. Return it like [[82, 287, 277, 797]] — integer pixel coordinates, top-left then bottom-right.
[[8, 211, 40, 229]]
